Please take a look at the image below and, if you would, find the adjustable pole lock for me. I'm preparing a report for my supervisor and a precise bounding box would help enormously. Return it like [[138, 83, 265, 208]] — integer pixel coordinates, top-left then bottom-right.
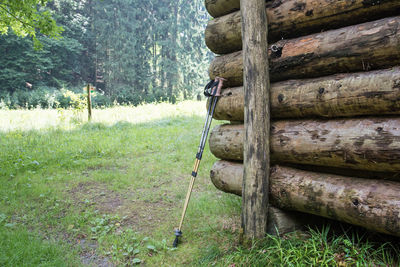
[[204, 80, 218, 97]]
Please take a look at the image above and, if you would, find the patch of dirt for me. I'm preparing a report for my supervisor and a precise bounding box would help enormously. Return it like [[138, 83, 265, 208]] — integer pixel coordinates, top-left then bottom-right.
[[85, 164, 129, 174], [120, 200, 175, 232], [78, 239, 114, 267], [69, 181, 124, 214], [68, 180, 178, 265], [68, 181, 176, 232]]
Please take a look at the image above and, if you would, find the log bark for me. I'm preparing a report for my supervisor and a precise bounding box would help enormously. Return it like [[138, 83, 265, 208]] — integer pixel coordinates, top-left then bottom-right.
[[210, 160, 400, 195], [285, 163, 400, 181], [205, 0, 240, 18], [210, 161, 316, 235], [241, 0, 270, 241], [211, 67, 400, 121], [211, 161, 400, 237], [206, 0, 400, 54], [209, 16, 400, 88], [209, 118, 400, 172]]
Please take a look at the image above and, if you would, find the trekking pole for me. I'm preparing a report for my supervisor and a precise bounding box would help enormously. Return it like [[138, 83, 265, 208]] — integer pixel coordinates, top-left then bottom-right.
[[173, 77, 226, 248]]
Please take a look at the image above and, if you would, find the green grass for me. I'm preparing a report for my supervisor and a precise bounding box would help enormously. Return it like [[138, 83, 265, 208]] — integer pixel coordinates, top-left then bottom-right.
[[0, 225, 80, 267], [0, 101, 399, 266], [197, 226, 399, 266]]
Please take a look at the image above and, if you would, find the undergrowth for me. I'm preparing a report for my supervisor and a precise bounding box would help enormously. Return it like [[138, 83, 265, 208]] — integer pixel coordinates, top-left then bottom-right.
[[197, 224, 400, 266], [197, 225, 399, 266]]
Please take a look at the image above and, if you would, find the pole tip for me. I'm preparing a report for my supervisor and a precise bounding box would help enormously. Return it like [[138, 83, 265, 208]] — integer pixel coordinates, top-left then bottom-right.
[[172, 236, 179, 248], [172, 229, 182, 247]]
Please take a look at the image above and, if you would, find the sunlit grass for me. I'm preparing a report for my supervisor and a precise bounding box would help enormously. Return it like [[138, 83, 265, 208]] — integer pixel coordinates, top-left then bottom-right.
[[0, 100, 239, 265], [0, 100, 206, 132]]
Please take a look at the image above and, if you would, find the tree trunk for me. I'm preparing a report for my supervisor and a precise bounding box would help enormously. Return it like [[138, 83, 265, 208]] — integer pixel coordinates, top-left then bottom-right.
[[209, 16, 400, 87], [209, 118, 400, 172], [241, 0, 270, 242], [210, 160, 400, 194], [213, 162, 400, 196], [209, 160, 316, 235], [211, 67, 400, 121], [206, 0, 400, 54], [211, 161, 400, 237], [205, 0, 240, 18], [270, 165, 400, 237]]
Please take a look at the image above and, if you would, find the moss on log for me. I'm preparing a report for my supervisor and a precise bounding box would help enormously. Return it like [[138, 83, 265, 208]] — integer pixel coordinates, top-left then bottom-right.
[[206, 0, 400, 54], [211, 67, 400, 121], [209, 16, 400, 87], [211, 161, 400, 237], [209, 118, 400, 172]]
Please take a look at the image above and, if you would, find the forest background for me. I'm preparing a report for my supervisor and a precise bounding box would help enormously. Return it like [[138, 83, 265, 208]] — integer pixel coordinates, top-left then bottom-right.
[[0, 0, 211, 109]]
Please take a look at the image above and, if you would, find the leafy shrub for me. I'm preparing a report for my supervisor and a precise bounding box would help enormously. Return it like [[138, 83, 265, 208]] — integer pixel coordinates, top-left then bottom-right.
[[0, 87, 62, 109], [92, 93, 113, 107], [0, 85, 167, 109], [112, 85, 144, 106]]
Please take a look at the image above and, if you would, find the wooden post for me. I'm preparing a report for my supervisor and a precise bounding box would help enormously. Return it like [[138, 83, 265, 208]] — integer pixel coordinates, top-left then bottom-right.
[[87, 84, 92, 121], [240, 0, 270, 243]]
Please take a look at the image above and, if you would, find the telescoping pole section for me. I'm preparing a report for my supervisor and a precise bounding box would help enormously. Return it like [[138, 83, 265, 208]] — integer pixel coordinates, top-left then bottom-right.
[[173, 77, 225, 248]]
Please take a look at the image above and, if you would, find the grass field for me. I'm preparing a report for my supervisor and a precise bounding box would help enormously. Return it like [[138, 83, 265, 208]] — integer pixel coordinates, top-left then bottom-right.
[[1, 101, 399, 266]]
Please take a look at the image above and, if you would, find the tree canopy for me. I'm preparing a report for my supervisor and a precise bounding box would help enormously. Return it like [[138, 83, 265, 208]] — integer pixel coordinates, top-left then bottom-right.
[[0, 0, 63, 47], [0, 0, 212, 107]]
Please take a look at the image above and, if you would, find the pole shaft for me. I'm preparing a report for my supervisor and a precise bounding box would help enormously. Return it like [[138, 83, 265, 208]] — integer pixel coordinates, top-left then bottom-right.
[[177, 95, 218, 231]]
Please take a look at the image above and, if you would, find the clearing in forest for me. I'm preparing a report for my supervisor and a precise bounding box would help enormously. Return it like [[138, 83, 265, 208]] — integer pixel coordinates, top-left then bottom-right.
[[0, 101, 398, 266]]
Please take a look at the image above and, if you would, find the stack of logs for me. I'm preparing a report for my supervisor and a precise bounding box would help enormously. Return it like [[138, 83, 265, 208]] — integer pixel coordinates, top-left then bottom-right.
[[205, 0, 400, 237]]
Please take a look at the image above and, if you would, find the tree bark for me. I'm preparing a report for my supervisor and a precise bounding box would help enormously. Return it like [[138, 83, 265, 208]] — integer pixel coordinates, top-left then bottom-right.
[[209, 16, 400, 88], [205, 0, 240, 18], [210, 160, 400, 195], [210, 160, 400, 189], [209, 160, 323, 235], [206, 0, 400, 54], [209, 118, 400, 172], [211, 67, 400, 121], [210, 162, 400, 237], [241, 0, 270, 242]]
